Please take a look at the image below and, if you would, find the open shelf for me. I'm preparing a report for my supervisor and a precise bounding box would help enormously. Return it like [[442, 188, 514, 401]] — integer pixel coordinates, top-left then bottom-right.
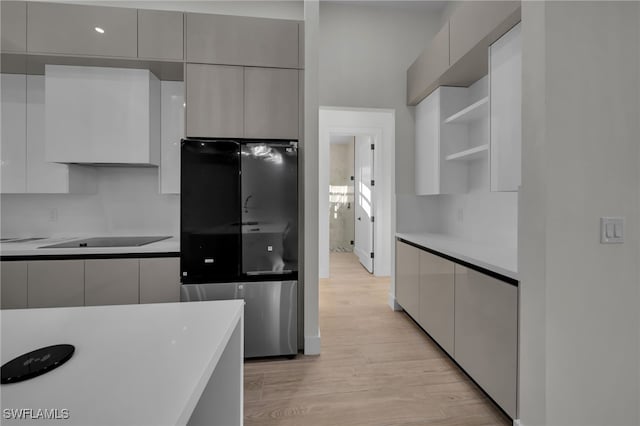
[[445, 144, 489, 161], [444, 97, 489, 124]]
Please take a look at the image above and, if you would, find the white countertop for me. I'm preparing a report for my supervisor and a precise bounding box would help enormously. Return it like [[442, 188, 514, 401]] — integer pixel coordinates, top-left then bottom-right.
[[0, 236, 180, 257], [1, 300, 244, 426], [396, 232, 518, 280]]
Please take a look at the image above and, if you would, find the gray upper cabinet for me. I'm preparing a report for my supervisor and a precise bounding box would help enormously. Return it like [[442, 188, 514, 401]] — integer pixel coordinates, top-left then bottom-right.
[[449, 1, 521, 66], [454, 265, 518, 418], [27, 2, 137, 58], [1, 261, 28, 309], [407, 22, 449, 106], [244, 67, 299, 140], [85, 259, 140, 306], [139, 258, 180, 304], [395, 241, 420, 319], [28, 260, 84, 308], [138, 9, 184, 61], [1, 1, 26, 53], [186, 63, 244, 138], [186, 13, 299, 68], [418, 251, 455, 355]]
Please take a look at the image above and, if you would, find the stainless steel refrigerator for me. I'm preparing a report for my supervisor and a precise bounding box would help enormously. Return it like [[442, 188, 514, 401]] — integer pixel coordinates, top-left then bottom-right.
[[180, 139, 298, 358]]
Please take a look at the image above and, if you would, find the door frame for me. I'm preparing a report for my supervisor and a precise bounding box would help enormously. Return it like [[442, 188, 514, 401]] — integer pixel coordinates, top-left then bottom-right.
[[318, 107, 395, 279]]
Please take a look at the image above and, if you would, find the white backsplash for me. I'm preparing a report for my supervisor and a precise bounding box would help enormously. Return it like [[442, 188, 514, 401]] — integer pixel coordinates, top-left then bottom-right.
[[1, 167, 179, 238]]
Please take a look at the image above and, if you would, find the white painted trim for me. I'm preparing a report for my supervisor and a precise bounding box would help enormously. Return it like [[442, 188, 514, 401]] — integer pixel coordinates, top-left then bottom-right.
[[304, 333, 321, 355], [513, 419, 522, 426], [388, 292, 402, 311]]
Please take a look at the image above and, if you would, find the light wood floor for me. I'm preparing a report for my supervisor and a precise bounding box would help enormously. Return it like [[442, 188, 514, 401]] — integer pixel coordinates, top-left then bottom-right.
[[244, 253, 510, 426]]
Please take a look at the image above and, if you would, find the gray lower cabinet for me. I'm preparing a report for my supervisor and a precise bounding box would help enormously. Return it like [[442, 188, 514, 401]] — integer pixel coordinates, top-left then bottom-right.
[[138, 9, 184, 61], [28, 260, 84, 308], [1, 1, 26, 53], [454, 265, 518, 418], [186, 63, 244, 138], [85, 259, 139, 306], [418, 250, 455, 355], [185, 13, 299, 68], [244, 67, 299, 140], [139, 258, 180, 303], [26, 2, 137, 58], [395, 241, 420, 318], [0, 261, 28, 309], [1, 257, 180, 309]]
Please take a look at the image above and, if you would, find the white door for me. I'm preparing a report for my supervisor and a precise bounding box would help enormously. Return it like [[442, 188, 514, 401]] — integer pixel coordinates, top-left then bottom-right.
[[354, 135, 374, 273]]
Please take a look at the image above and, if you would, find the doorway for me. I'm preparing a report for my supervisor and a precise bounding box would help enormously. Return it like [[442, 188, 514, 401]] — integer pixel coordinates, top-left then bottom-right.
[[329, 136, 355, 253], [329, 134, 375, 273], [319, 107, 395, 280]]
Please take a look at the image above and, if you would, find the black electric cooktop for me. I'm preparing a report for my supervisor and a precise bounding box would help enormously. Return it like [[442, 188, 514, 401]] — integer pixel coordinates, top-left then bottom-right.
[[39, 236, 171, 249]]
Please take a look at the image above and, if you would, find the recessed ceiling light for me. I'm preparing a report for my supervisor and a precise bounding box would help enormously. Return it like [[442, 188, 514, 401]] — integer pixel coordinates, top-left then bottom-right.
[[94, 27, 105, 34]]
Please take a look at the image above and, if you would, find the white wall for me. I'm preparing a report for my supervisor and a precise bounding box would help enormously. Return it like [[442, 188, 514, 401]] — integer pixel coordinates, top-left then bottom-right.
[[1, 167, 179, 237], [319, 107, 395, 279], [26, 0, 304, 20], [319, 2, 442, 195], [520, 2, 640, 425]]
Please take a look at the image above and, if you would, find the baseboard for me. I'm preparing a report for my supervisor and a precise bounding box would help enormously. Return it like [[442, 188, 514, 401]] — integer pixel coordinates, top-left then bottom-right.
[[513, 419, 522, 426], [388, 292, 403, 312], [304, 333, 321, 355]]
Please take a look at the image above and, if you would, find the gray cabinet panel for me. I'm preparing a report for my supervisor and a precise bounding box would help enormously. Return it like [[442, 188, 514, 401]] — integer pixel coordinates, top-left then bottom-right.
[[186, 63, 244, 138], [395, 241, 420, 319], [454, 265, 518, 418], [27, 2, 137, 58], [244, 67, 299, 140], [449, 1, 521, 66], [186, 13, 299, 68], [140, 258, 180, 303], [1, 1, 26, 53], [85, 259, 139, 306], [28, 260, 84, 308], [1, 261, 28, 309], [407, 21, 449, 105], [418, 251, 455, 355], [138, 9, 183, 61]]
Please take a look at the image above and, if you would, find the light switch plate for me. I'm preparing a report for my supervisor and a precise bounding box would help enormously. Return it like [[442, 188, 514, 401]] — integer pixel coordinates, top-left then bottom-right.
[[601, 217, 624, 244]]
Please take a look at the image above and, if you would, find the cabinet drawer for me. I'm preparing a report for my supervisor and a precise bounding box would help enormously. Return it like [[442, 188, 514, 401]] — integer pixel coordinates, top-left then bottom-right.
[[140, 258, 180, 303], [85, 259, 139, 306], [1, 261, 28, 309], [454, 265, 518, 418], [418, 250, 454, 355], [1, 1, 26, 53], [186, 13, 299, 68], [27, 2, 137, 58], [395, 241, 420, 318], [28, 260, 84, 308]]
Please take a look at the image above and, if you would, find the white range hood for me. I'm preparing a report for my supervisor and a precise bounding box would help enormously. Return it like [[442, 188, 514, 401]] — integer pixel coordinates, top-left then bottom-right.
[[45, 65, 160, 166]]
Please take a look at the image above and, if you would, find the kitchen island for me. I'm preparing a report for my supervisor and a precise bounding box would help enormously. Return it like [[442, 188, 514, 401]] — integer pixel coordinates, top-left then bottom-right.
[[1, 300, 244, 426]]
